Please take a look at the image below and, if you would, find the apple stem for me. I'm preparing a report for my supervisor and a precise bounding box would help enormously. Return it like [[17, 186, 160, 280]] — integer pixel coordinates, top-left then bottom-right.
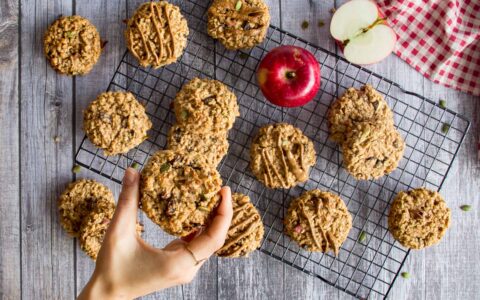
[[286, 71, 296, 79]]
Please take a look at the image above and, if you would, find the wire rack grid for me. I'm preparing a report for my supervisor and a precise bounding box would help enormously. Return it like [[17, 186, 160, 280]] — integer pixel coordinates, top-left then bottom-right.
[[75, 0, 470, 299]]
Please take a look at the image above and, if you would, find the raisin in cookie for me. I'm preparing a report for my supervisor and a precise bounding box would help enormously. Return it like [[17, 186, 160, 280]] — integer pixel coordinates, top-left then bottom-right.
[[125, 1, 189, 68], [58, 179, 115, 237], [216, 193, 264, 258], [250, 123, 316, 189], [207, 0, 270, 50], [79, 203, 144, 260], [328, 85, 393, 144], [83, 91, 152, 156], [140, 150, 222, 237], [284, 190, 352, 254], [342, 121, 405, 180], [167, 124, 229, 166], [174, 78, 239, 133], [44, 15, 102, 75], [388, 188, 451, 249]]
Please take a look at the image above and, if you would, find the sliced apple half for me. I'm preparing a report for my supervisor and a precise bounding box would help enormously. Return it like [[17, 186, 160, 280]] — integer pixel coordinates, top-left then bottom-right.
[[330, 0, 397, 65]]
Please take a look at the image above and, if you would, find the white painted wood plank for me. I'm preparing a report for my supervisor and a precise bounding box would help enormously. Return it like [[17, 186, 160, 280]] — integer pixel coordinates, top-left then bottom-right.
[[19, 0, 76, 299], [0, 0, 21, 298], [73, 0, 128, 296]]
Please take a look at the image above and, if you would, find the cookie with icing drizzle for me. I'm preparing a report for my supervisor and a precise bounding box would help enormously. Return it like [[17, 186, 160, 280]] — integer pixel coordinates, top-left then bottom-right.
[[284, 189, 352, 254], [342, 120, 405, 180], [125, 1, 189, 68], [207, 0, 270, 50], [250, 123, 316, 189], [216, 193, 264, 258]]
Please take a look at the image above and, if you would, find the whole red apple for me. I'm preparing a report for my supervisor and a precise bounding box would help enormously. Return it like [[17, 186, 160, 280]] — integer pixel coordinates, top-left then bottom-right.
[[257, 45, 321, 108]]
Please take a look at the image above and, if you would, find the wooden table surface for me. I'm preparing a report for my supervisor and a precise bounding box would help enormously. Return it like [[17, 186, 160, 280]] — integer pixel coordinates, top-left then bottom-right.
[[1, 0, 479, 299]]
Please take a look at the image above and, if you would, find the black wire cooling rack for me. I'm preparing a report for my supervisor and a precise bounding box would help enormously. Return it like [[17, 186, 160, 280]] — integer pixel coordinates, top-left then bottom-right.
[[75, 0, 470, 298]]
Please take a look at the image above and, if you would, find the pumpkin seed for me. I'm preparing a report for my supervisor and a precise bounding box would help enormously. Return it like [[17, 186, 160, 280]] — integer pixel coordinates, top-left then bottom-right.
[[401, 272, 410, 279], [132, 162, 140, 170], [441, 123, 450, 134], [439, 99, 446, 109], [235, 0, 242, 11], [358, 231, 367, 243], [160, 163, 171, 173], [460, 205, 471, 212], [301, 20, 309, 30], [72, 165, 81, 173]]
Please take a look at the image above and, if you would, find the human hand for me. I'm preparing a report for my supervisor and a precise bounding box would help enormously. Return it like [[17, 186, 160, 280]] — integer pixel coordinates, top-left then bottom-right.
[[78, 168, 233, 300]]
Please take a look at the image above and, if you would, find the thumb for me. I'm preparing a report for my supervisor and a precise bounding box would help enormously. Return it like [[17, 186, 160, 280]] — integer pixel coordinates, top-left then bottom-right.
[[110, 168, 140, 233]]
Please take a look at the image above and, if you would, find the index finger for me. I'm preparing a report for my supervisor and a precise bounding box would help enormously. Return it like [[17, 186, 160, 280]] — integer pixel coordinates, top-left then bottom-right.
[[187, 186, 233, 260]]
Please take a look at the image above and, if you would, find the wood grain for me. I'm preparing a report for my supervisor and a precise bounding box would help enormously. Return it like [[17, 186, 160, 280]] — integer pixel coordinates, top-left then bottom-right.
[[1, 0, 478, 299], [19, 0, 76, 299], [0, 0, 20, 299]]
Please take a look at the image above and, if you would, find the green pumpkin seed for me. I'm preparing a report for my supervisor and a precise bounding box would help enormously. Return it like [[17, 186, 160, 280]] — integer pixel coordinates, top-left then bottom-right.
[[301, 20, 309, 30], [198, 206, 210, 213], [132, 162, 140, 170], [358, 231, 367, 243], [439, 99, 447, 109], [160, 163, 171, 173], [401, 272, 410, 279], [460, 205, 471, 212], [235, 0, 242, 11], [72, 165, 81, 173], [441, 123, 450, 134], [180, 110, 189, 120]]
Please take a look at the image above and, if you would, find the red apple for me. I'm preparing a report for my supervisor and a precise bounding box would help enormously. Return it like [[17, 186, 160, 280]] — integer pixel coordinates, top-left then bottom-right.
[[257, 45, 321, 108], [330, 0, 397, 65]]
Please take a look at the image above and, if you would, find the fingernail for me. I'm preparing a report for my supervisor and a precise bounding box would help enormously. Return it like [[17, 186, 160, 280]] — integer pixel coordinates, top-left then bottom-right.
[[123, 168, 138, 186]]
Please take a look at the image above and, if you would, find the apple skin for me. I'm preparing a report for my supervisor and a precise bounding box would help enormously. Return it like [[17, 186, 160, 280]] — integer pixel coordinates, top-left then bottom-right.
[[257, 45, 321, 108]]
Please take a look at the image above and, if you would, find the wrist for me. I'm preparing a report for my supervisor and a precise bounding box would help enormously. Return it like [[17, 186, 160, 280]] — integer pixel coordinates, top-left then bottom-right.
[[77, 272, 131, 300]]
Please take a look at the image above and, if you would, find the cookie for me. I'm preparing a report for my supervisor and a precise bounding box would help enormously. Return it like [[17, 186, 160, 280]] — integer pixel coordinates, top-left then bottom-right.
[[207, 0, 270, 50], [328, 85, 394, 144], [125, 1, 189, 68], [140, 150, 222, 237], [174, 78, 239, 133], [43, 15, 102, 75], [342, 121, 405, 180], [216, 193, 264, 257], [79, 203, 144, 260], [388, 188, 451, 249], [58, 179, 115, 237], [284, 189, 352, 254], [250, 123, 316, 189], [167, 124, 229, 166], [83, 91, 152, 156]]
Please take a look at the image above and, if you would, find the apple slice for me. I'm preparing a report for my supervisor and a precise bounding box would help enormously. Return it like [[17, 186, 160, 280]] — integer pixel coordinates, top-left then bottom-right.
[[330, 0, 397, 65]]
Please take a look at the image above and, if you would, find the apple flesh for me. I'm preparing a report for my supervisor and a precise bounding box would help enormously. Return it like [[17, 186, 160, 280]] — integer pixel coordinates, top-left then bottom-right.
[[330, 0, 397, 65], [257, 45, 321, 108]]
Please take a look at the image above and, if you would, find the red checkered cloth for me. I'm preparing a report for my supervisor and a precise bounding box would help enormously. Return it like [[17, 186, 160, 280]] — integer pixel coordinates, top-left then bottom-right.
[[376, 0, 480, 96]]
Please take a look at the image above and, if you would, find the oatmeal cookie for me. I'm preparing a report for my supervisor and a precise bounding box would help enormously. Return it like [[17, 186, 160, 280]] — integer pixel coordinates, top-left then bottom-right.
[[79, 203, 144, 260], [250, 123, 316, 189], [125, 1, 189, 68], [83, 91, 152, 156], [342, 121, 405, 180], [44, 15, 102, 75], [140, 150, 222, 236], [328, 85, 394, 144], [284, 189, 352, 254], [207, 0, 270, 50], [216, 193, 264, 258], [167, 124, 229, 166], [58, 179, 115, 237], [388, 188, 451, 249], [174, 78, 239, 133]]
